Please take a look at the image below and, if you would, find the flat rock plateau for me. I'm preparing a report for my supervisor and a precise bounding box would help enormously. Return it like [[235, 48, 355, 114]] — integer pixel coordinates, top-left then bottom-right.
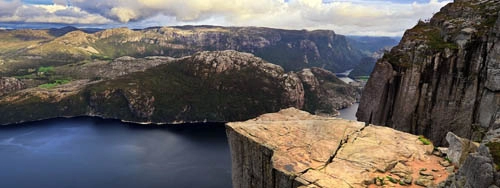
[[227, 108, 450, 188]]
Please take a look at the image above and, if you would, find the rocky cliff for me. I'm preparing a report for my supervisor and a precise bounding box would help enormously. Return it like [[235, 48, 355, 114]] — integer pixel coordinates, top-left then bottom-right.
[[0, 26, 364, 76], [357, 0, 500, 145], [227, 108, 451, 188], [0, 50, 357, 125], [298, 67, 359, 115]]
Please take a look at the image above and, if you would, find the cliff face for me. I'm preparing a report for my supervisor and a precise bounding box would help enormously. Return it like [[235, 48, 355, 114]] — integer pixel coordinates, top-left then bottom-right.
[[0, 26, 363, 76], [298, 67, 359, 116], [227, 108, 449, 188], [0, 50, 357, 125], [357, 0, 500, 145]]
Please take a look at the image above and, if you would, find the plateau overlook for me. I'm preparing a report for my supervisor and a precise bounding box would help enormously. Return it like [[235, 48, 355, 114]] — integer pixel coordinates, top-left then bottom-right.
[[0, 0, 499, 187], [226, 0, 500, 187]]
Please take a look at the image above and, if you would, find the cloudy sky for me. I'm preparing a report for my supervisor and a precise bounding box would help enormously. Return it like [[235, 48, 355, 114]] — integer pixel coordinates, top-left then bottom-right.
[[0, 0, 451, 36]]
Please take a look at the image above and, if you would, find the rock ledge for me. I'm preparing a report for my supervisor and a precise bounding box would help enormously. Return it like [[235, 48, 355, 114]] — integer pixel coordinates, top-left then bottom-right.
[[227, 108, 450, 187]]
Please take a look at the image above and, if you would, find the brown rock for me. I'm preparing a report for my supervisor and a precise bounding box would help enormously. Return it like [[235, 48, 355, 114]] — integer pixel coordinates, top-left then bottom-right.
[[0, 77, 25, 96], [439, 160, 451, 167], [419, 170, 434, 177], [390, 162, 412, 176], [415, 176, 435, 187], [226, 108, 447, 188], [445, 132, 480, 167]]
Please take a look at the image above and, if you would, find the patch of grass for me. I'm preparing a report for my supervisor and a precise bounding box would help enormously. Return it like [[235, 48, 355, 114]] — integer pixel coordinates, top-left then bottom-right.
[[91, 54, 113, 61], [38, 79, 70, 89], [386, 176, 398, 184], [375, 177, 385, 186], [37, 66, 54, 73], [444, 156, 452, 163], [418, 135, 432, 145], [382, 52, 413, 68], [427, 29, 458, 51], [486, 142, 500, 171], [355, 76, 370, 81]]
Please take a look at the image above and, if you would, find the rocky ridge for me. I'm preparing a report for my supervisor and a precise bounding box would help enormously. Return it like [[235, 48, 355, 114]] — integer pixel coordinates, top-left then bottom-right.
[[227, 108, 450, 188], [0, 26, 364, 76], [357, 0, 500, 145], [55, 56, 176, 80], [0, 50, 357, 125]]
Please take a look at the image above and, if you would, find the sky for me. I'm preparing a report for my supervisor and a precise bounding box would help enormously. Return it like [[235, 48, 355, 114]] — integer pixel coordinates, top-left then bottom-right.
[[0, 0, 452, 36]]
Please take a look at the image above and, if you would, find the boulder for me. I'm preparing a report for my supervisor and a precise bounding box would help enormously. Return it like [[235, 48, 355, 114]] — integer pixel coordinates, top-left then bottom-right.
[[446, 132, 480, 166]]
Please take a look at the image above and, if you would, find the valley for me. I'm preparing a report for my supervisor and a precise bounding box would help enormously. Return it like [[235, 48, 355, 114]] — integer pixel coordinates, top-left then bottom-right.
[[1, 0, 499, 187]]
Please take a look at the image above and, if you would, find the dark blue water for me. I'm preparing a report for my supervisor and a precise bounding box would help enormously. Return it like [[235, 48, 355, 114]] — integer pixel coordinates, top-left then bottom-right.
[[0, 118, 232, 188], [0, 105, 359, 188]]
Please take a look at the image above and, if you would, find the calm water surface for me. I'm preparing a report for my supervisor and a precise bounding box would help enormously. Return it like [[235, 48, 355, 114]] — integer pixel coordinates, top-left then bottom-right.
[[338, 103, 359, 121], [0, 118, 231, 188], [0, 105, 359, 188]]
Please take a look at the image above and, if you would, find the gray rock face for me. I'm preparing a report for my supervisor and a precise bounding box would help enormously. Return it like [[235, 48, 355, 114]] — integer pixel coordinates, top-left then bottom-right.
[[357, 0, 500, 145], [446, 132, 480, 167], [0, 77, 25, 96], [356, 60, 395, 125], [446, 129, 500, 188]]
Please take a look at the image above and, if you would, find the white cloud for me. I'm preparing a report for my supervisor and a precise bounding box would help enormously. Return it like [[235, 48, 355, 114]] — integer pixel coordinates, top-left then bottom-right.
[[0, 0, 22, 17], [0, 0, 452, 36], [0, 2, 112, 24]]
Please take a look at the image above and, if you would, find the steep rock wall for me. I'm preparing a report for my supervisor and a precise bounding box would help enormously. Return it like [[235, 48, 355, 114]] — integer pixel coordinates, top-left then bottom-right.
[[358, 0, 500, 145]]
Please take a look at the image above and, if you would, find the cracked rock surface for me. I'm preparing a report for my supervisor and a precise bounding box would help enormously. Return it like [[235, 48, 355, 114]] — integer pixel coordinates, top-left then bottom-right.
[[227, 108, 449, 188]]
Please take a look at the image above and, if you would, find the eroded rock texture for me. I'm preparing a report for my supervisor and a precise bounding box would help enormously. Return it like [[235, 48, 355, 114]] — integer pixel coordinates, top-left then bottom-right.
[[0, 77, 25, 96], [227, 108, 449, 188], [357, 0, 500, 145]]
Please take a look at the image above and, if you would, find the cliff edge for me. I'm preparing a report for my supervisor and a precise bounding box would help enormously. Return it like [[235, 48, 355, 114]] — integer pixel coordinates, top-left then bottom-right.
[[357, 0, 500, 145], [227, 108, 450, 187]]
